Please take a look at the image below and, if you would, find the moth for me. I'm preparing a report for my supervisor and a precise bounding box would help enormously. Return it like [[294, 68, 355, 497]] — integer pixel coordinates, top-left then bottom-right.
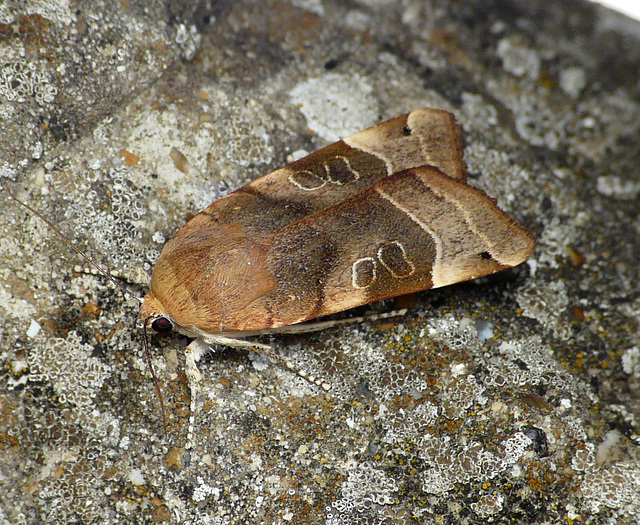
[[139, 108, 535, 446], [8, 108, 536, 449]]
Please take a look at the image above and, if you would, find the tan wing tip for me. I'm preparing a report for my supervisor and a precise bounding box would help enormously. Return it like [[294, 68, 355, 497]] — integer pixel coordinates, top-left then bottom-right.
[[493, 224, 536, 267]]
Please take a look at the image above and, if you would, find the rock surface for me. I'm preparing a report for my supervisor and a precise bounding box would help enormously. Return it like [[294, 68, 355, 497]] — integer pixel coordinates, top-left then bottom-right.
[[2, 1, 640, 523]]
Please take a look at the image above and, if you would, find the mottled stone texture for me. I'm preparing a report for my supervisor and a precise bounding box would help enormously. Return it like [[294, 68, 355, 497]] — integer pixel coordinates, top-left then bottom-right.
[[1, 1, 640, 523]]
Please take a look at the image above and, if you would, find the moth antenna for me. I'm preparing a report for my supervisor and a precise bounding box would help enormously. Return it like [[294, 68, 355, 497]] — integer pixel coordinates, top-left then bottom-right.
[[143, 318, 168, 440], [4, 181, 167, 436], [3, 182, 143, 307]]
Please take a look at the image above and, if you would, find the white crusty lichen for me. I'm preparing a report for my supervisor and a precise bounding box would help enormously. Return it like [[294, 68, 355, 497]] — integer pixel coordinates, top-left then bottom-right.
[[28, 331, 112, 409], [0, 61, 58, 105], [289, 72, 379, 143], [325, 462, 399, 523]]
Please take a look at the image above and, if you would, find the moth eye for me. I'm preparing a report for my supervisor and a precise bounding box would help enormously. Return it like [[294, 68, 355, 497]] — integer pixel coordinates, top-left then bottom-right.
[[151, 316, 173, 333], [479, 251, 493, 260], [402, 126, 412, 136]]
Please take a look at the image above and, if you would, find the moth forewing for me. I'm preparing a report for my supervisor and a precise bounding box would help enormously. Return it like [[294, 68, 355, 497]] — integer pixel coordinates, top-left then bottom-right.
[[139, 107, 472, 336], [261, 167, 535, 325]]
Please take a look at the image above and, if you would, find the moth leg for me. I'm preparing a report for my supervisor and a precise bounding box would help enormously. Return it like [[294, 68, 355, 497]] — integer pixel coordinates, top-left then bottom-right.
[[183, 311, 406, 447], [254, 310, 408, 390], [184, 339, 207, 450], [202, 334, 273, 352], [272, 308, 408, 335], [256, 344, 331, 392], [203, 335, 331, 392], [72, 264, 150, 287]]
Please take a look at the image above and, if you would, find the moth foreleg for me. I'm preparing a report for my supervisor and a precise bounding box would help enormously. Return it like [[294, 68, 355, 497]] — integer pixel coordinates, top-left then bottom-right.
[[182, 311, 407, 447], [183, 335, 329, 449], [72, 264, 151, 287], [184, 339, 208, 450], [185, 336, 267, 449], [204, 334, 331, 391]]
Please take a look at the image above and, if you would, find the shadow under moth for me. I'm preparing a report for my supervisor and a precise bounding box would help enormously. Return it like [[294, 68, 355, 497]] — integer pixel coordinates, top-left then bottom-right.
[[8, 107, 536, 450]]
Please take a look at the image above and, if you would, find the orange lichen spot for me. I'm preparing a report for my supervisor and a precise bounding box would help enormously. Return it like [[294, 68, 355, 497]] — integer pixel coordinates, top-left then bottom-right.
[[119, 149, 140, 166]]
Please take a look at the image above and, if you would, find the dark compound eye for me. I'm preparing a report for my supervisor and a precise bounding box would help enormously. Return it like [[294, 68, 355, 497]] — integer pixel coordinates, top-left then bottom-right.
[[151, 316, 173, 333]]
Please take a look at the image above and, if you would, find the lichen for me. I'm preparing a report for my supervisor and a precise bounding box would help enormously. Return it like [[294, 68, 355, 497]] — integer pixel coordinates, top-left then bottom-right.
[[289, 72, 379, 142]]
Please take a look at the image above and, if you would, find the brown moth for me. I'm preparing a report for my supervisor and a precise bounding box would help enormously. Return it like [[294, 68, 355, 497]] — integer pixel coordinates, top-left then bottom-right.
[[7, 108, 535, 449], [138, 107, 535, 447]]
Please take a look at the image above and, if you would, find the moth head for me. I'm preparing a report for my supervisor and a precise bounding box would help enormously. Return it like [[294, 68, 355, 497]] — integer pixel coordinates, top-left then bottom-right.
[[140, 291, 178, 335], [138, 251, 215, 338]]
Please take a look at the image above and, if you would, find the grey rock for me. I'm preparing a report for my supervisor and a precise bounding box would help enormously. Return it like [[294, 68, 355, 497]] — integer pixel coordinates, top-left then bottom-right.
[[2, 0, 640, 523]]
